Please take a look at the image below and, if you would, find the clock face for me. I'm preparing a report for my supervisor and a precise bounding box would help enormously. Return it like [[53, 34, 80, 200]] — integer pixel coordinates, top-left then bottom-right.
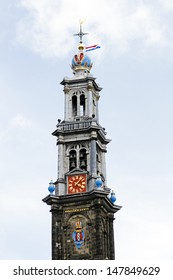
[[68, 174, 87, 194]]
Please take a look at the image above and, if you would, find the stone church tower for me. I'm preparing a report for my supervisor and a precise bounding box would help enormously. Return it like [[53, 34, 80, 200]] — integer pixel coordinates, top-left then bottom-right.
[[43, 24, 121, 260]]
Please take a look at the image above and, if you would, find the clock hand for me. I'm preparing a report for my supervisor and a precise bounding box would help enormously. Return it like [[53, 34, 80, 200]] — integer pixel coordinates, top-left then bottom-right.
[[75, 178, 82, 186]]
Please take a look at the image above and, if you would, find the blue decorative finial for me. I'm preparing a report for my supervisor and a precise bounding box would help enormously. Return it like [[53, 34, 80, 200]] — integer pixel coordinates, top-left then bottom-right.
[[95, 176, 103, 188], [48, 180, 55, 194], [110, 191, 116, 204]]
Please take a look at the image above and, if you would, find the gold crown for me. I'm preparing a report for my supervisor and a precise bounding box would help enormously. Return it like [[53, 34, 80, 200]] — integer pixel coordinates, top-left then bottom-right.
[[78, 43, 85, 51], [76, 219, 82, 229]]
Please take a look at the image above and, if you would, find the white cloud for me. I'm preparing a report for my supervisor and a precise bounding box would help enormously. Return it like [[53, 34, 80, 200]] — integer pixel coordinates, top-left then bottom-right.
[[10, 114, 31, 128], [159, 0, 173, 11], [117, 214, 173, 259], [16, 0, 170, 58]]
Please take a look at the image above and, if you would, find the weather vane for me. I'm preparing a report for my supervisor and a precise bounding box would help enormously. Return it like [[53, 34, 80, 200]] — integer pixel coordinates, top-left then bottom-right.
[[74, 19, 88, 43]]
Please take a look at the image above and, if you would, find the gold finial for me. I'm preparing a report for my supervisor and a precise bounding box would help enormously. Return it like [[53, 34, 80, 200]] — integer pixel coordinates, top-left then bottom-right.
[[79, 19, 84, 25]]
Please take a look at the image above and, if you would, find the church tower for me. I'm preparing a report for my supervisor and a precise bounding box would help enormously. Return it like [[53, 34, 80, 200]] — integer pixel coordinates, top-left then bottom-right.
[[43, 24, 121, 260]]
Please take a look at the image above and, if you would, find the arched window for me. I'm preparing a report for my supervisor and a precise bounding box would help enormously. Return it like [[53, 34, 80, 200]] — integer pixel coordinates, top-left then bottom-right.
[[69, 150, 77, 171], [72, 95, 77, 116], [80, 94, 85, 116], [79, 148, 87, 170]]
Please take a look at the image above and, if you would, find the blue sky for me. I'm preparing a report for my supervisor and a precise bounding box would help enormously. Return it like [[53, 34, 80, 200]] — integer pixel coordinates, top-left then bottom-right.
[[0, 0, 173, 259]]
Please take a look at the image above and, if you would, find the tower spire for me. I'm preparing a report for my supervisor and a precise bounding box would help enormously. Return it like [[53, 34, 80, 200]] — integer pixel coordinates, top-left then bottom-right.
[[73, 20, 88, 43], [43, 23, 122, 260]]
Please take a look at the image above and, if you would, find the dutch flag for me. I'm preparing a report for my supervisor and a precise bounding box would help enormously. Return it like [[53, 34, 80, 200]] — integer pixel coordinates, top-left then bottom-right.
[[85, 44, 101, 52]]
